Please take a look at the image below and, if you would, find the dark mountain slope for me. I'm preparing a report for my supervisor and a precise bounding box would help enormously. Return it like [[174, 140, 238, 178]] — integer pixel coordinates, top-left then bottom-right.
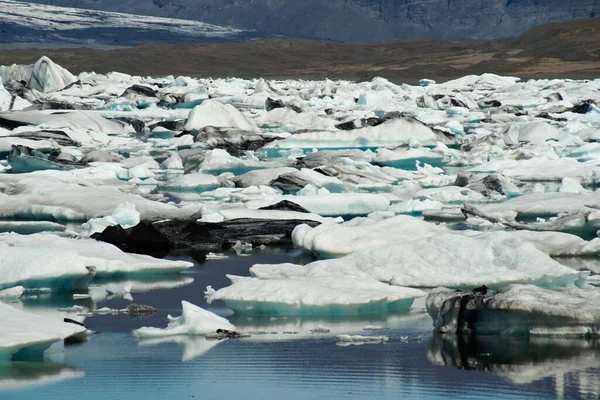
[[25, 0, 600, 42]]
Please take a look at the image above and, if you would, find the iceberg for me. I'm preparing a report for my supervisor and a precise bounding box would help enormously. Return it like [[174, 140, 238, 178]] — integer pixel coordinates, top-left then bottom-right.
[[0, 302, 85, 360], [0, 56, 76, 93], [427, 284, 600, 336], [261, 118, 450, 151], [292, 215, 445, 258], [184, 99, 258, 132], [0, 232, 193, 290], [252, 232, 586, 289], [132, 301, 236, 338], [206, 275, 426, 316], [0, 173, 197, 222]]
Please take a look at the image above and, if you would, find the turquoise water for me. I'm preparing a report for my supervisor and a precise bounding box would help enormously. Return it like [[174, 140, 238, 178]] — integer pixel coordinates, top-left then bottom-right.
[[2, 249, 600, 400]]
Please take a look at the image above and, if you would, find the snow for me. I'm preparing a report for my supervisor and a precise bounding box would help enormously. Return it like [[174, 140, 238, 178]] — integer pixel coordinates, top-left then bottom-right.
[[132, 301, 235, 338], [0, 232, 193, 290], [0, 301, 85, 358]]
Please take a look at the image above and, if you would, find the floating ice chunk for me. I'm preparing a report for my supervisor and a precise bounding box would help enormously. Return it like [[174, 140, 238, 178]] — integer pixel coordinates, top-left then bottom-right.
[[336, 334, 389, 345], [479, 191, 600, 222], [390, 199, 444, 214], [82, 202, 141, 235], [363, 325, 385, 331], [0, 56, 76, 93], [0, 286, 24, 299], [160, 153, 184, 170], [206, 274, 426, 316], [373, 147, 447, 170], [0, 221, 66, 235], [0, 78, 11, 112], [559, 177, 589, 194], [419, 79, 436, 87], [0, 173, 196, 222], [132, 301, 236, 338], [0, 110, 127, 138], [469, 156, 596, 181], [262, 118, 446, 150], [184, 99, 258, 132], [0, 301, 85, 360], [210, 208, 335, 224], [0, 233, 193, 290], [292, 215, 445, 258], [256, 108, 335, 132], [277, 193, 389, 217], [160, 173, 220, 192], [257, 231, 586, 288], [501, 121, 566, 145], [311, 325, 330, 334], [111, 202, 141, 227], [427, 285, 600, 336], [444, 120, 464, 136], [198, 149, 288, 175]]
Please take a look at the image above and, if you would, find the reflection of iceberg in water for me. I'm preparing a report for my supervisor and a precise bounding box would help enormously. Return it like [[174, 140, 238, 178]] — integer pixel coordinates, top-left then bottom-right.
[[428, 333, 600, 388], [230, 312, 429, 341], [0, 362, 84, 392], [136, 336, 223, 362], [88, 275, 195, 302]]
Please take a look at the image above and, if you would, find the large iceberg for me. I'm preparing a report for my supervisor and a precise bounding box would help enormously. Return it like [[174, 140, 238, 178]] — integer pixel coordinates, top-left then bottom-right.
[[0, 301, 85, 360], [251, 232, 585, 288], [427, 285, 600, 336], [184, 99, 259, 132], [0, 233, 193, 290], [0, 56, 76, 93], [206, 275, 426, 316]]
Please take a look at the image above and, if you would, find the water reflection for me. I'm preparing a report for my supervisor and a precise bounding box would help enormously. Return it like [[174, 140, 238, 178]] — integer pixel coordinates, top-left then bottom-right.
[[136, 336, 223, 362], [0, 362, 84, 392], [428, 333, 600, 387]]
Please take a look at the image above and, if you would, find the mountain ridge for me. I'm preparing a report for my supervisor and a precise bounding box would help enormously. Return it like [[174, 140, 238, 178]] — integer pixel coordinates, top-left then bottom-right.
[[23, 0, 600, 42], [1, 17, 599, 83]]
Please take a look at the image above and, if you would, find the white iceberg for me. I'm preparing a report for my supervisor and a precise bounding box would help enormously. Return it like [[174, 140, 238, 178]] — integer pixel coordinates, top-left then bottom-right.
[[0, 56, 76, 93], [132, 301, 236, 338], [427, 284, 600, 336], [184, 99, 258, 132], [252, 232, 586, 289], [0, 302, 85, 360], [0, 232, 193, 290], [206, 274, 426, 316]]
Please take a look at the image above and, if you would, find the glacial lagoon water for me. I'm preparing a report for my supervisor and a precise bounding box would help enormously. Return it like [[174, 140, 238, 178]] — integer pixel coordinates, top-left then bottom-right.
[[2, 249, 600, 400]]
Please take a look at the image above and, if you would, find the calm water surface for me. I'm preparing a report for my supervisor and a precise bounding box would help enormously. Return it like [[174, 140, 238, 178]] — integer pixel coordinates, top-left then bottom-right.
[[2, 248, 600, 400]]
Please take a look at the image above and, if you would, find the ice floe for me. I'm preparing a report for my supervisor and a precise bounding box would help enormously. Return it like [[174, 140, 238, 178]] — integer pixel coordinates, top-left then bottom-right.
[[0, 302, 85, 360], [427, 285, 600, 336], [132, 301, 236, 338], [0, 233, 193, 290]]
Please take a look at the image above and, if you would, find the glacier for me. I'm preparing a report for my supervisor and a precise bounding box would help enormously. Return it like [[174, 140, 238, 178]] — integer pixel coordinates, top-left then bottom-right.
[[1, 55, 600, 357]]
